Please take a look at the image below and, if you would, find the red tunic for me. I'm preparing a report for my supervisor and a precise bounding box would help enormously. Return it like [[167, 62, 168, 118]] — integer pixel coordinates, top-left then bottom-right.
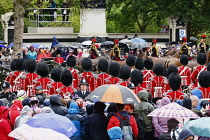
[[22, 73, 39, 96], [80, 72, 96, 91], [142, 70, 155, 90], [6, 71, 25, 92], [191, 65, 207, 87], [57, 86, 75, 97], [48, 81, 64, 95], [96, 73, 110, 87], [164, 91, 185, 101], [34, 77, 52, 96], [119, 81, 130, 87], [106, 77, 121, 84], [198, 87, 210, 99], [54, 57, 64, 64], [178, 66, 191, 86], [149, 76, 166, 98], [68, 68, 80, 89]]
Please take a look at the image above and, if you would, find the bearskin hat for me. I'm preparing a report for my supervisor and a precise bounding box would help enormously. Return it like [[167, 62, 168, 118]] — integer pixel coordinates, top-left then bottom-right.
[[144, 58, 153, 70], [134, 58, 144, 70], [108, 62, 120, 77], [207, 63, 210, 71], [119, 65, 131, 80], [182, 37, 187, 42], [10, 59, 17, 71], [126, 54, 136, 67], [201, 35, 206, 39], [67, 55, 76, 67], [153, 63, 164, 76], [81, 58, 92, 71], [60, 69, 72, 87], [131, 69, 143, 86], [92, 38, 97, 43], [15, 58, 24, 71], [153, 39, 157, 43], [197, 53, 207, 65], [167, 65, 178, 76], [169, 72, 181, 91], [36, 62, 49, 77], [114, 39, 119, 44], [51, 67, 62, 82], [98, 58, 108, 72], [198, 71, 210, 88], [180, 54, 189, 66], [25, 58, 37, 73]]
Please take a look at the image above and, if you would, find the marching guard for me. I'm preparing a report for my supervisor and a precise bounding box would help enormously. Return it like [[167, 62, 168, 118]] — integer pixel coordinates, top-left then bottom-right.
[[118, 65, 131, 87], [111, 39, 122, 61], [67, 56, 79, 89], [126, 54, 136, 71], [134, 57, 144, 70], [164, 65, 179, 92], [90, 39, 99, 59], [197, 71, 210, 99], [130, 69, 145, 94], [164, 72, 185, 101], [48, 67, 63, 95], [106, 62, 121, 84]]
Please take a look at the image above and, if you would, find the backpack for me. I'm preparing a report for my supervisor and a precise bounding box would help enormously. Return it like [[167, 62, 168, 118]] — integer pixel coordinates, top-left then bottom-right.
[[135, 117, 146, 140], [115, 115, 133, 140]]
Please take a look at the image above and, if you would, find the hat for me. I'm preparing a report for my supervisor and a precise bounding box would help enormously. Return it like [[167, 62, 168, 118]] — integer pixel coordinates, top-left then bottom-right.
[[178, 129, 194, 140], [125, 35, 128, 38], [1, 82, 10, 89], [127, 82, 135, 89], [134, 34, 138, 37], [35, 86, 42, 90], [197, 53, 207, 65], [114, 39, 119, 44], [201, 34, 206, 39], [17, 90, 26, 98], [198, 71, 210, 88], [109, 62, 120, 77], [98, 58, 108, 72], [153, 39, 157, 43], [25, 58, 37, 73], [37, 62, 49, 77], [182, 37, 187, 42], [81, 58, 92, 71], [135, 58, 144, 70], [190, 89, 202, 99], [144, 58, 153, 70], [153, 63, 164, 76], [10, 59, 17, 71], [53, 37, 57, 40], [180, 54, 189, 66], [167, 65, 178, 76], [131, 69, 143, 86], [79, 79, 88, 86], [29, 96, 39, 103], [169, 72, 181, 91], [16, 58, 24, 71], [92, 39, 97, 43], [51, 67, 62, 82], [67, 56, 76, 67], [126, 54, 136, 67], [119, 65, 131, 80], [61, 69, 72, 87]]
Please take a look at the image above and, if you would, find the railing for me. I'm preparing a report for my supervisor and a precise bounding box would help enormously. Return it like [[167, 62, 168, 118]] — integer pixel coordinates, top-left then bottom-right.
[[28, 8, 71, 27]]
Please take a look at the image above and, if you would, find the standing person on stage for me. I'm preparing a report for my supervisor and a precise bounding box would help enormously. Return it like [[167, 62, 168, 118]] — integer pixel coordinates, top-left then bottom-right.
[[51, 37, 59, 48], [151, 39, 158, 57], [198, 34, 208, 53], [111, 39, 122, 61], [89, 39, 99, 59], [180, 37, 189, 56], [74, 79, 91, 100]]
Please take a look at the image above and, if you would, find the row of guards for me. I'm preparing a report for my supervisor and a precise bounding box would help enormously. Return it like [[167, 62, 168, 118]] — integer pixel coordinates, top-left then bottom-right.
[[4, 52, 210, 101]]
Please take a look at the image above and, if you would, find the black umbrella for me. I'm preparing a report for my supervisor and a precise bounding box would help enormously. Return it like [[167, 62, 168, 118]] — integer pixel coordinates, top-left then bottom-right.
[[53, 44, 68, 48], [70, 43, 83, 48], [101, 41, 114, 46]]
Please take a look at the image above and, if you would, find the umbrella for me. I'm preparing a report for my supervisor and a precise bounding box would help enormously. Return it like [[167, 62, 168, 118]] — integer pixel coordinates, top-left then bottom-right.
[[183, 117, 210, 137], [147, 102, 199, 118], [130, 38, 146, 43], [30, 43, 46, 49], [9, 124, 70, 140], [26, 113, 77, 138], [53, 44, 68, 48], [85, 85, 141, 104], [131, 43, 150, 49], [82, 40, 92, 46], [70, 43, 83, 48], [0, 45, 7, 48], [0, 40, 6, 45], [101, 41, 114, 46], [119, 39, 133, 44], [190, 37, 198, 41], [8, 42, 27, 48]]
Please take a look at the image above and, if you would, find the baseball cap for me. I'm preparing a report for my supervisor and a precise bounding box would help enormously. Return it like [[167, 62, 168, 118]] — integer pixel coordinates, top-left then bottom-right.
[[17, 90, 26, 98]]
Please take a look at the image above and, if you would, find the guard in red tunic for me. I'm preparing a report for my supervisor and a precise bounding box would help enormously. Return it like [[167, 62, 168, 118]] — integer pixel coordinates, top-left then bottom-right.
[[57, 69, 75, 97], [164, 64, 179, 93], [134, 57, 144, 70], [191, 53, 207, 88], [47, 67, 63, 95], [126, 54, 136, 71], [89, 39, 99, 59], [141, 58, 155, 90], [164, 72, 185, 101], [119, 65, 131, 87], [54, 49, 64, 64], [106, 62, 121, 84], [149, 63, 166, 98], [5, 59, 17, 88], [80, 58, 95, 91], [131, 69, 145, 94], [198, 71, 210, 99], [67, 55, 79, 89], [96, 58, 110, 88], [33, 62, 52, 96], [178, 54, 191, 89], [21, 58, 38, 96]]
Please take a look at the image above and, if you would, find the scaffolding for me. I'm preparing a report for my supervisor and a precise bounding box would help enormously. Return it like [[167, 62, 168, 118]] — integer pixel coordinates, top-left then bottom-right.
[[28, 8, 71, 27]]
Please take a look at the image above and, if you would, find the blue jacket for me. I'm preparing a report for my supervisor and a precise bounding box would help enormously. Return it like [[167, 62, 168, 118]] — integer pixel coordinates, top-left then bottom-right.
[[51, 37, 59, 47], [65, 102, 84, 139]]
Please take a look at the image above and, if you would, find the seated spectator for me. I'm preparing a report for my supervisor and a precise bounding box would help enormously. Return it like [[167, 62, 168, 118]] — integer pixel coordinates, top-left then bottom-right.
[[27, 46, 37, 60], [45, 47, 52, 58], [54, 49, 64, 64], [37, 47, 47, 61]]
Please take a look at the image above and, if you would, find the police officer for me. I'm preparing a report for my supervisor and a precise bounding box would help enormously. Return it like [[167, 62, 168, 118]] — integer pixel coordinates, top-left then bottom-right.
[[0, 81, 16, 106]]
